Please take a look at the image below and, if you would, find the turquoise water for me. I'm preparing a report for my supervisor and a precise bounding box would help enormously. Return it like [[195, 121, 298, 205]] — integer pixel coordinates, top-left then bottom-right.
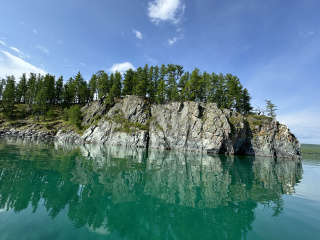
[[0, 138, 319, 240]]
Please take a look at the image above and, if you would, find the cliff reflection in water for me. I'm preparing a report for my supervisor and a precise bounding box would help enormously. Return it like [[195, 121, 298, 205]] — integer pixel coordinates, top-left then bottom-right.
[[0, 138, 303, 239]]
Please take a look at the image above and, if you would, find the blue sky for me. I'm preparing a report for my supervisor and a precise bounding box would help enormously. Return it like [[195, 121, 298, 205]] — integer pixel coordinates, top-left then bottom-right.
[[0, 0, 319, 144]]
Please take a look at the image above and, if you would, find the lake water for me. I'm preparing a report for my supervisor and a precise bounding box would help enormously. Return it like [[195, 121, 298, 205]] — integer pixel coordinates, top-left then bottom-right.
[[0, 138, 319, 240]]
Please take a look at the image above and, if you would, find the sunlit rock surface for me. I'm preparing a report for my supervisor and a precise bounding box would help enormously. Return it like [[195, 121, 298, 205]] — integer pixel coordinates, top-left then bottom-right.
[[79, 96, 301, 159]]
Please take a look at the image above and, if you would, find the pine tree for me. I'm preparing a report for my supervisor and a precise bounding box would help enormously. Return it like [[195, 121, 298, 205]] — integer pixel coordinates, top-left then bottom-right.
[[0, 78, 5, 101], [216, 73, 227, 108], [63, 78, 76, 106], [152, 65, 160, 98], [112, 71, 122, 98], [155, 79, 166, 104], [55, 76, 64, 105], [35, 74, 47, 119], [44, 73, 56, 106], [207, 72, 218, 103], [2, 75, 16, 117], [89, 74, 98, 101], [178, 71, 190, 94], [134, 66, 148, 98], [147, 66, 155, 99], [122, 68, 135, 96], [96, 70, 110, 98], [165, 64, 177, 100], [265, 100, 278, 118], [16, 73, 28, 103], [187, 68, 202, 101], [26, 73, 37, 106], [240, 88, 252, 114]]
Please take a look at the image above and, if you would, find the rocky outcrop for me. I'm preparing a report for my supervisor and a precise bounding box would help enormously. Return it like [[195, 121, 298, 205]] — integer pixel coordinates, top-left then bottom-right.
[[77, 96, 300, 159], [81, 96, 149, 148], [0, 128, 55, 140], [0, 96, 301, 159]]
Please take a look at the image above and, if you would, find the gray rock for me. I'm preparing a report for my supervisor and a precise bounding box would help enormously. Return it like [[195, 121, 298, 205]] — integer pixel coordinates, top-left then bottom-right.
[[0, 96, 301, 159]]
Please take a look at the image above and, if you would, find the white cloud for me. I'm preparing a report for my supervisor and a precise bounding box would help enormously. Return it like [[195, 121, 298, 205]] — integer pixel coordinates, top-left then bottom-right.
[[36, 45, 49, 54], [168, 35, 183, 45], [33, 29, 37, 34], [108, 62, 135, 73], [145, 55, 157, 63], [133, 29, 143, 40], [0, 50, 46, 79], [10, 46, 21, 54], [0, 40, 5, 46], [148, 0, 185, 24], [168, 37, 178, 45], [9, 46, 30, 59], [299, 31, 315, 38]]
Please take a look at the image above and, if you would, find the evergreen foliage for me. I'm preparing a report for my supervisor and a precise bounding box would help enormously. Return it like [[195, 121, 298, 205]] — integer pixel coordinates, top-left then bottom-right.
[[265, 100, 278, 118], [0, 64, 260, 119]]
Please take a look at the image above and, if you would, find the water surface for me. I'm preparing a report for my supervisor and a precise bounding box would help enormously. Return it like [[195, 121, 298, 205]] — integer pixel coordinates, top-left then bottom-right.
[[0, 138, 319, 240]]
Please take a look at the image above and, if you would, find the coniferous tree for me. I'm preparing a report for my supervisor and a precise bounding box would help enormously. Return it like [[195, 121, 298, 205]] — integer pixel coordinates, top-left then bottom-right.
[[178, 71, 190, 93], [152, 65, 160, 98], [16, 73, 28, 103], [1, 64, 255, 117], [111, 71, 122, 98], [89, 74, 98, 101], [159, 64, 167, 82], [147, 66, 155, 99], [207, 72, 218, 103], [0, 78, 5, 100], [155, 79, 166, 104], [2, 76, 16, 117], [186, 68, 202, 101], [240, 88, 252, 114], [122, 68, 135, 96], [265, 100, 277, 118], [63, 78, 76, 106], [26, 73, 37, 106], [134, 66, 148, 98], [216, 73, 227, 108], [96, 70, 109, 98], [35, 74, 47, 119], [55, 76, 64, 105], [201, 71, 211, 103], [74, 72, 84, 103], [44, 73, 56, 106], [165, 64, 177, 100]]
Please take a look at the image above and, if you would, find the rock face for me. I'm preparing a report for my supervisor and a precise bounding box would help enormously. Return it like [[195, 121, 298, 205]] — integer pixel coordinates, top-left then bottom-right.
[[0, 95, 301, 159], [77, 96, 301, 159], [82, 96, 149, 148]]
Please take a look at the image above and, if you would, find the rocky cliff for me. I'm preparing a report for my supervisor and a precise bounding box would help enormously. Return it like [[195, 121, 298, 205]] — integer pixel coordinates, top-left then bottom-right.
[[56, 95, 300, 159], [0, 95, 300, 159]]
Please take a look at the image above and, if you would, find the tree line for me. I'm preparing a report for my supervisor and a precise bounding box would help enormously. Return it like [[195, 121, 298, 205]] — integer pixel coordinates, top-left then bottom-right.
[[0, 64, 253, 119]]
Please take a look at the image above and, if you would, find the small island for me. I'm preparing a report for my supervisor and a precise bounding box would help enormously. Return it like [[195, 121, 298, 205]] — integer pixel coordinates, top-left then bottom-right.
[[0, 64, 301, 159]]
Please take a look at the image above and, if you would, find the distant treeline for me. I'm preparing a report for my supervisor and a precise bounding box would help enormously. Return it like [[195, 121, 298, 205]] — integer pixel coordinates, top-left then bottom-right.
[[0, 64, 252, 118]]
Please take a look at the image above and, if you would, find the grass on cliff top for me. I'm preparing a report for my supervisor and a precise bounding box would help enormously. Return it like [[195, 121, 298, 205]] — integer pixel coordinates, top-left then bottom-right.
[[0, 104, 82, 135], [245, 114, 272, 125], [301, 144, 320, 155]]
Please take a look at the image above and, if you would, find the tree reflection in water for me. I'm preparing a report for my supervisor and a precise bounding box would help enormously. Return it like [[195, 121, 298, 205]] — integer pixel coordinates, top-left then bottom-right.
[[0, 138, 302, 240]]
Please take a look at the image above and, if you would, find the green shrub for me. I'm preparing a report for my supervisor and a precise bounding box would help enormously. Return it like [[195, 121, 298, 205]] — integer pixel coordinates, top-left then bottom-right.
[[62, 109, 69, 121], [68, 105, 83, 129], [46, 108, 54, 120]]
